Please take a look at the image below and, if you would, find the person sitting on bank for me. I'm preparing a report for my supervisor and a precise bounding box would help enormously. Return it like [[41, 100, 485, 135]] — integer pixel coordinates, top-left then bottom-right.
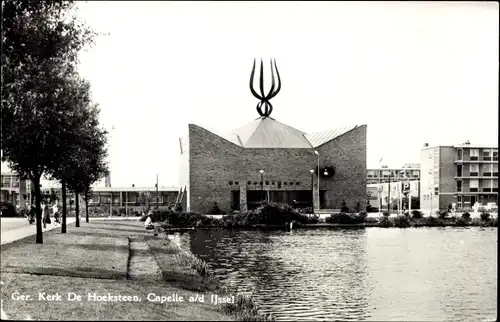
[[144, 214, 154, 230]]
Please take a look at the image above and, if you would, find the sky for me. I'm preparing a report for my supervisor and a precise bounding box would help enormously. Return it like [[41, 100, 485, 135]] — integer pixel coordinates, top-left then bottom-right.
[[71, 1, 498, 188]]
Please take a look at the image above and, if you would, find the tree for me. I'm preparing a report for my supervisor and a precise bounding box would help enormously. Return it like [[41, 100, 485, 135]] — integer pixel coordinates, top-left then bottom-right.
[[139, 191, 158, 214], [1, 0, 97, 243], [46, 76, 107, 231], [73, 105, 108, 224]]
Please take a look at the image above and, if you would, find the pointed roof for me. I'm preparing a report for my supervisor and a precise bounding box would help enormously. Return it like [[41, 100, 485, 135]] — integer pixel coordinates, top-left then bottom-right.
[[305, 125, 360, 148], [232, 117, 312, 148], [188, 118, 362, 149]]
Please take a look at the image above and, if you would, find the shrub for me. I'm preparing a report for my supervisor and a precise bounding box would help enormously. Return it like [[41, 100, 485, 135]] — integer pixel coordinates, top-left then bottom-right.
[[394, 215, 411, 228], [209, 201, 222, 215], [437, 210, 448, 219], [325, 212, 365, 224], [308, 214, 320, 224], [382, 211, 390, 217], [379, 216, 394, 228], [480, 211, 491, 221], [357, 211, 368, 221], [411, 210, 423, 219], [455, 218, 470, 226], [340, 200, 349, 213], [461, 212, 471, 220], [365, 217, 379, 224], [224, 203, 313, 227], [425, 216, 442, 226]]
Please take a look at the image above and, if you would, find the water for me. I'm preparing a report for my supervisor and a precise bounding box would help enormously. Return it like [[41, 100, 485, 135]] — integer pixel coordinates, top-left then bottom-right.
[[179, 227, 497, 321]]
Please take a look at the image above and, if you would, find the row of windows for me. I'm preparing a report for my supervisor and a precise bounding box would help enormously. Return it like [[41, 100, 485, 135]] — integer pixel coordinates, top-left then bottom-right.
[[422, 193, 438, 200], [462, 149, 498, 161], [366, 170, 420, 177], [457, 180, 498, 192], [1, 175, 20, 188], [228, 181, 301, 186]]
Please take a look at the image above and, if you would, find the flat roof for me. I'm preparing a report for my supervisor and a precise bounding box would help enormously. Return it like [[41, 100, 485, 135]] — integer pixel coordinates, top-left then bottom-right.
[[40, 186, 180, 192], [92, 187, 180, 192], [422, 144, 498, 150], [367, 168, 420, 171]]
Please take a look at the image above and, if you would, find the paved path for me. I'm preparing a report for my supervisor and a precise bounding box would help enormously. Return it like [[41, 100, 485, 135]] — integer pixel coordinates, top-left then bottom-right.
[[0, 216, 143, 246], [1, 217, 76, 245], [128, 237, 163, 281]]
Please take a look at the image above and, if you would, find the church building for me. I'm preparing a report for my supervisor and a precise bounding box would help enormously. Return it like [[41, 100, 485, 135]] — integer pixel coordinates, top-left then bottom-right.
[[178, 60, 367, 213]]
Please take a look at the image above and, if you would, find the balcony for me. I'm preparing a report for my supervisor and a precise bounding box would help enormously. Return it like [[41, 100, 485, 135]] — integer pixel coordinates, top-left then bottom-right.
[[455, 159, 496, 164], [455, 190, 498, 195], [455, 175, 497, 179]]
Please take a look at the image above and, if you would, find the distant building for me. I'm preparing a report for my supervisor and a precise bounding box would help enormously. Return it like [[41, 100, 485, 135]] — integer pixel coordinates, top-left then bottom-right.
[[39, 186, 179, 211], [367, 180, 420, 211], [367, 166, 420, 184], [1, 162, 30, 209], [420, 142, 498, 213]]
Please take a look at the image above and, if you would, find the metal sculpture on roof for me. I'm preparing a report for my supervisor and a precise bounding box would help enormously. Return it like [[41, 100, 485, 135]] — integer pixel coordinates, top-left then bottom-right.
[[249, 58, 281, 118]]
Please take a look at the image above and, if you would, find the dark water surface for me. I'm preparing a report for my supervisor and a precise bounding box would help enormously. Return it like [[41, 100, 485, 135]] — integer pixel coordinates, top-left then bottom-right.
[[172, 228, 497, 321]]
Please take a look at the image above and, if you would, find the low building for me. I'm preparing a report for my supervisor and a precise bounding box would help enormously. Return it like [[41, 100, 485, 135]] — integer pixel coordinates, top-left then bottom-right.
[[367, 180, 420, 211], [420, 142, 498, 213], [367, 165, 420, 184], [39, 186, 179, 211]]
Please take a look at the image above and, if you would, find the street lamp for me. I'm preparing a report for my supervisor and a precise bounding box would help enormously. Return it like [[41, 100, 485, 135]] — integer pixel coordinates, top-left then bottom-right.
[[156, 174, 159, 210], [378, 158, 383, 216], [310, 169, 315, 214], [259, 170, 265, 203], [314, 151, 320, 211], [387, 171, 392, 214]]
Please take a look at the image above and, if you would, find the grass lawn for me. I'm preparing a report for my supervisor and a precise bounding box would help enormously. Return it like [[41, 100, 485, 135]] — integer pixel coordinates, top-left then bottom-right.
[[1, 224, 129, 280]]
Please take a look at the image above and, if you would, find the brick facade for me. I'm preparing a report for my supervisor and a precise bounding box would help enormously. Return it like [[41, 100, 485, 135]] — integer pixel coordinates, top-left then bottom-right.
[[186, 123, 367, 213]]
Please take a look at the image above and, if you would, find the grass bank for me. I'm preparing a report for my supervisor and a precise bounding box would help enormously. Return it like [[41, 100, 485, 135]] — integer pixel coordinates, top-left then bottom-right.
[[0, 220, 270, 321], [146, 236, 274, 321]]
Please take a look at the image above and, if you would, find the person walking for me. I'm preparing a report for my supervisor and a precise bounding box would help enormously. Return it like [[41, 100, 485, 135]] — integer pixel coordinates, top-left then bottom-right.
[[42, 202, 51, 229], [52, 201, 60, 227]]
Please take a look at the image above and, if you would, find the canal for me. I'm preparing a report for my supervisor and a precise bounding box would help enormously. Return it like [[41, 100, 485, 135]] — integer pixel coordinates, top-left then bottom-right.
[[174, 227, 497, 321]]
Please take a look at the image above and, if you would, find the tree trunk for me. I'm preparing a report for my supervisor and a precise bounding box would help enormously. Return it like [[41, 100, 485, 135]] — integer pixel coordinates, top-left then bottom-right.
[[75, 192, 80, 227], [33, 176, 43, 244], [61, 180, 67, 233], [85, 190, 89, 223]]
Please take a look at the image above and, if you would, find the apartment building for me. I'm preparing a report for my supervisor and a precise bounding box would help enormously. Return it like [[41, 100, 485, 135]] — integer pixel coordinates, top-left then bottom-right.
[[420, 142, 498, 213], [1, 162, 30, 208], [367, 165, 420, 184]]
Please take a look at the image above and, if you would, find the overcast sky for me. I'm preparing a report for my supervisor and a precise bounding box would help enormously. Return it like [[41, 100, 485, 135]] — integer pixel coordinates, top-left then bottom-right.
[[72, 1, 498, 188]]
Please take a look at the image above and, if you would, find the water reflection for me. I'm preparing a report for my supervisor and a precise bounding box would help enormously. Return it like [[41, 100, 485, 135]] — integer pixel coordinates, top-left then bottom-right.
[[185, 227, 497, 321]]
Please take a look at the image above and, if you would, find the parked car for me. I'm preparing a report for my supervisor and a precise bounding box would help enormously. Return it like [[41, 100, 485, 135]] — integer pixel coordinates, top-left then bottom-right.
[[486, 202, 498, 211], [0, 202, 19, 217]]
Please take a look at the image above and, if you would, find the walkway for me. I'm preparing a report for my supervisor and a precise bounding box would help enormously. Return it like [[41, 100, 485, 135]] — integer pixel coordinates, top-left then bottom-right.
[[1, 217, 76, 245]]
